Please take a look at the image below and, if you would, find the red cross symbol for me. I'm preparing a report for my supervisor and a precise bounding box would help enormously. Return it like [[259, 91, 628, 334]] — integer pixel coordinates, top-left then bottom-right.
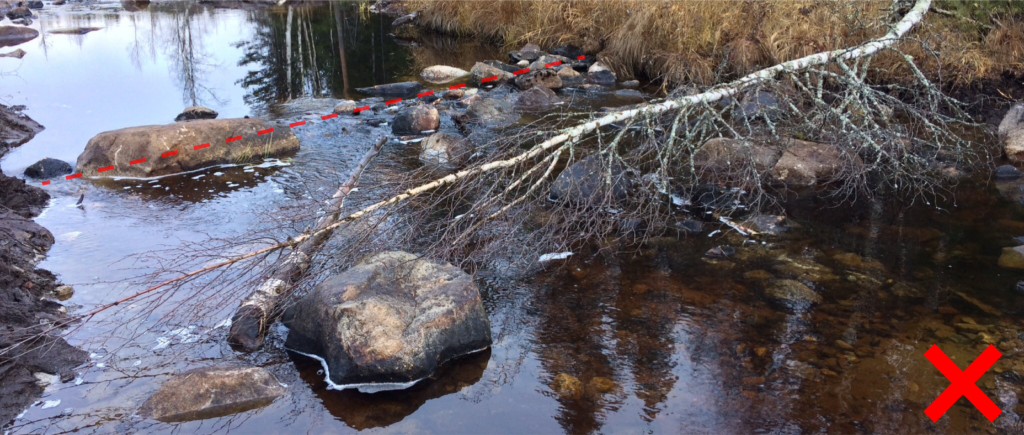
[[924, 344, 1002, 422]]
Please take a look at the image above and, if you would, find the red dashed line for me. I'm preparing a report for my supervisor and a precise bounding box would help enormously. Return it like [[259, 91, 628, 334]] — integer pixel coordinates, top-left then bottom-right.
[[38, 56, 589, 186]]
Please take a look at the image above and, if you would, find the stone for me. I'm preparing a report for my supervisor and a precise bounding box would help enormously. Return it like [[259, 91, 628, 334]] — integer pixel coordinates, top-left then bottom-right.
[[834, 339, 853, 350], [832, 252, 884, 270], [586, 61, 616, 85], [998, 246, 1024, 269], [482, 59, 519, 74], [744, 270, 773, 280], [693, 137, 782, 175], [419, 132, 473, 169], [705, 245, 735, 259], [740, 214, 788, 236], [508, 48, 542, 64], [548, 154, 630, 204], [765, 279, 823, 307], [76, 118, 299, 177], [588, 376, 615, 394], [24, 158, 72, 179], [173, 106, 218, 122], [994, 164, 1023, 180], [138, 365, 285, 422], [620, 80, 640, 88], [614, 89, 644, 99], [549, 44, 582, 60], [550, 373, 582, 399], [954, 322, 989, 333], [420, 65, 469, 84], [770, 139, 863, 186], [998, 103, 1024, 140], [25, 0, 40, 9], [282, 252, 492, 391], [514, 86, 560, 110], [469, 62, 512, 87], [355, 81, 425, 98], [333, 100, 358, 114], [5, 7, 30, 20], [516, 60, 529, 67], [391, 103, 439, 135], [442, 89, 464, 100], [0, 1, 9, 14], [674, 219, 703, 235], [53, 285, 73, 300], [514, 69, 562, 90], [738, 90, 782, 120], [0, 103, 44, 151], [10, 17, 29, 26], [527, 54, 571, 72], [390, 11, 418, 27], [0, 25, 38, 48], [463, 97, 518, 128], [556, 65, 583, 86], [0, 48, 25, 58]]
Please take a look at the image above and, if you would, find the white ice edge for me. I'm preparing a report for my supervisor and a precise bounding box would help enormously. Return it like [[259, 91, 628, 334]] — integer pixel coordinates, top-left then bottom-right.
[[538, 251, 573, 262], [99, 158, 290, 182], [286, 346, 489, 393]]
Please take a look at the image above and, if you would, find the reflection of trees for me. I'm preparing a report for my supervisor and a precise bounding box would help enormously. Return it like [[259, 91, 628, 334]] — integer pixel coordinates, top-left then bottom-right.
[[164, 1, 222, 107], [235, 1, 410, 110]]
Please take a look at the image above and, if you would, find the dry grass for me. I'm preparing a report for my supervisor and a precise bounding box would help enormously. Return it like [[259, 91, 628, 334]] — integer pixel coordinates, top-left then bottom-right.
[[405, 0, 1024, 86]]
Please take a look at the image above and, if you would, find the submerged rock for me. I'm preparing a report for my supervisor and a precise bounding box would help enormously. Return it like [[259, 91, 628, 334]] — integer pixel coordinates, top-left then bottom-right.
[[5, 6, 30, 20], [138, 365, 285, 422], [514, 69, 561, 90], [998, 246, 1024, 269], [549, 154, 630, 204], [356, 81, 425, 98], [0, 25, 38, 47], [462, 97, 518, 128], [766, 279, 823, 307], [994, 164, 1023, 180], [550, 373, 582, 399], [0, 48, 25, 58], [283, 251, 492, 391], [24, 158, 72, 179], [419, 132, 472, 169], [693, 137, 782, 175], [514, 86, 560, 110], [0, 103, 44, 151], [420, 65, 469, 84], [769, 139, 862, 186], [738, 90, 782, 120], [76, 118, 299, 177], [174, 106, 218, 122], [391, 103, 439, 135]]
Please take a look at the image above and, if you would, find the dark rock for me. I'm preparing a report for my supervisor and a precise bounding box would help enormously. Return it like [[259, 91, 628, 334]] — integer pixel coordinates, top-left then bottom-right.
[[766, 279, 823, 308], [469, 62, 512, 87], [509, 49, 542, 64], [23, 158, 72, 179], [482, 59, 519, 74], [53, 0, 64, 5], [419, 132, 472, 169], [390, 11, 418, 27], [556, 65, 583, 86], [282, 251, 492, 391], [391, 103, 439, 135], [138, 365, 286, 422], [0, 103, 44, 152], [770, 139, 863, 186], [5, 6, 30, 20], [586, 61, 616, 85], [76, 118, 299, 177], [514, 68, 562, 90], [173, 106, 218, 122], [514, 86, 560, 110], [706, 245, 736, 259], [528, 54, 571, 72], [549, 44, 582, 60], [49, 27, 103, 35], [442, 89, 464, 100], [741, 214, 788, 236], [614, 89, 644, 99], [994, 164, 1023, 180], [25, 0, 40, 9], [738, 90, 782, 120], [463, 97, 518, 128], [549, 154, 631, 204], [0, 48, 25, 59], [693, 137, 782, 177], [0, 1, 10, 14], [0, 25, 37, 47], [356, 81, 425, 98], [675, 219, 703, 235], [10, 17, 28, 25], [620, 80, 640, 88]]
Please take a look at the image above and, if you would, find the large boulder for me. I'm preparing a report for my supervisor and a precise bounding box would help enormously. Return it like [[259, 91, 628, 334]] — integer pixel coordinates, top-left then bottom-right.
[[0, 1, 11, 15], [76, 118, 299, 177], [391, 103, 439, 135], [586, 61, 616, 85], [469, 62, 512, 87], [282, 251, 492, 392], [693, 137, 782, 177], [356, 81, 425, 98], [0, 25, 38, 48], [174, 106, 218, 122], [0, 103, 44, 151], [549, 154, 631, 204], [514, 69, 562, 90], [769, 139, 862, 186], [138, 365, 286, 422], [24, 158, 72, 179], [1000, 104, 1024, 163], [419, 132, 473, 169], [514, 86, 560, 110], [420, 65, 469, 84]]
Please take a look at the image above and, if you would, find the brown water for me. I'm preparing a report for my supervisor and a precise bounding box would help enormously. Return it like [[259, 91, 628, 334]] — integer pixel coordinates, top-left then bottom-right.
[[3, 2, 1024, 434]]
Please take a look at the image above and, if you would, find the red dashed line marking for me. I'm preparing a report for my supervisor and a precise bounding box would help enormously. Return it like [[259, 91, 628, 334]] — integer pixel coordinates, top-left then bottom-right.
[[39, 56, 588, 185]]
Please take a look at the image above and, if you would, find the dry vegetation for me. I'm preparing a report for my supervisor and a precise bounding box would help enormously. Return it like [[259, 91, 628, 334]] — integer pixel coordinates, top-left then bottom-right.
[[405, 0, 1024, 87]]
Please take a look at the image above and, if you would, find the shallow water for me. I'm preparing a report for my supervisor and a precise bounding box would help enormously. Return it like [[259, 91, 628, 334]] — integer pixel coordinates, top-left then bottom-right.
[[3, 1, 1024, 434]]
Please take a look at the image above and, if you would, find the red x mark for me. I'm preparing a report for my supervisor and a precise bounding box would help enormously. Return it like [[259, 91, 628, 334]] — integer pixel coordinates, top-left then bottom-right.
[[924, 344, 1002, 422]]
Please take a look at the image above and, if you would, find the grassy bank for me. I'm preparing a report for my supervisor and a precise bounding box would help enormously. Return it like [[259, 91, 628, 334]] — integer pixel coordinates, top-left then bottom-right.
[[403, 0, 1024, 88]]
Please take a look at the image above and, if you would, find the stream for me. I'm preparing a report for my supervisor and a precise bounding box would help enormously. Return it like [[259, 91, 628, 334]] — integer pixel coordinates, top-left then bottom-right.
[[2, 1, 1024, 433]]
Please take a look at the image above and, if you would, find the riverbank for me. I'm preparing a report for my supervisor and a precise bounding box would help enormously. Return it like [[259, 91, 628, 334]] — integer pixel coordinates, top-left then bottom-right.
[[0, 105, 87, 425]]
